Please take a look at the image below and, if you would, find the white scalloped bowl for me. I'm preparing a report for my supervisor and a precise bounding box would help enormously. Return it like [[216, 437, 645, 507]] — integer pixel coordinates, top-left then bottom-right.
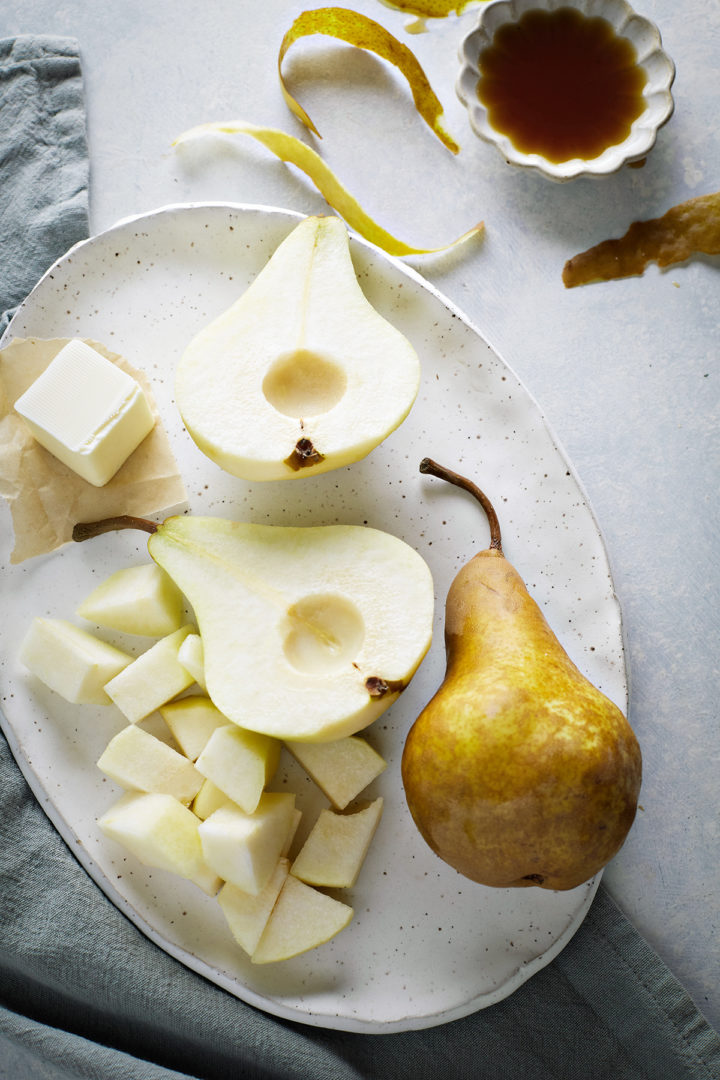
[[456, 0, 675, 181]]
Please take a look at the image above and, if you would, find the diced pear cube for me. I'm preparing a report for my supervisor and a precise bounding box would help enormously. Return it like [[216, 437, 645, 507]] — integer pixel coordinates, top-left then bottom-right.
[[285, 735, 386, 809], [97, 724, 203, 804], [192, 778, 229, 821], [251, 874, 353, 964], [176, 633, 206, 689], [198, 793, 296, 895], [281, 807, 303, 858], [159, 695, 226, 761], [217, 857, 290, 956], [104, 626, 195, 722], [77, 563, 185, 637], [195, 724, 281, 815], [19, 617, 132, 705], [291, 798, 383, 888], [98, 791, 222, 895]]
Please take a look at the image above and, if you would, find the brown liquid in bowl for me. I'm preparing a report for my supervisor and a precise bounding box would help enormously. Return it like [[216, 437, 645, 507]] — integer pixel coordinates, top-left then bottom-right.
[[477, 7, 647, 163]]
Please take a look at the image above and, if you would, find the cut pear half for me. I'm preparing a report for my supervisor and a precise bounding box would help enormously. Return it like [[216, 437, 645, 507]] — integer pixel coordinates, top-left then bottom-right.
[[144, 516, 435, 741], [175, 215, 421, 481]]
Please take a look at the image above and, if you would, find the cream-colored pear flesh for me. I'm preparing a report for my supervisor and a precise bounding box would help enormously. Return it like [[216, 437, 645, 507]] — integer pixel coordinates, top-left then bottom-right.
[[175, 215, 420, 481], [146, 516, 434, 741], [402, 459, 642, 892]]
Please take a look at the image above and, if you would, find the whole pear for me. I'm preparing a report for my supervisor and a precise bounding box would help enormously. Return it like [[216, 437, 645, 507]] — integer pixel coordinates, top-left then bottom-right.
[[401, 459, 641, 891]]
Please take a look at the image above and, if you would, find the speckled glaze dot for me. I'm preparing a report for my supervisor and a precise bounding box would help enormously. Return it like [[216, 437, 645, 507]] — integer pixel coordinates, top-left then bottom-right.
[[0, 204, 625, 1033]]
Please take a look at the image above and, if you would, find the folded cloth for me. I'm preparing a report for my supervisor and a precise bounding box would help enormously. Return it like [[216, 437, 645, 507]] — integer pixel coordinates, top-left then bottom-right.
[[1, 34, 719, 1080], [0, 35, 89, 334]]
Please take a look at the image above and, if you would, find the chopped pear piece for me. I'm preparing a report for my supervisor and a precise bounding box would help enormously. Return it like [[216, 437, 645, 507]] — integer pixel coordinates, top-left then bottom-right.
[[291, 798, 383, 888], [285, 735, 386, 809], [281, 807, 303, 858], [198, 793, 297, 895], [19, 617, 131, 705], [159, 695, 226, 761], [251, 874, 353, 964], [177, 632, 206, 689], [217, 857, 290, 956], [97, 724, 203, 804], [195, 724, 281, 815], [104, 625, 195, 723], [77, 563, 185, 637], [98, 791, 222, 895], [175, 214, 421, 482], [191, 778, 229, 821], [145, 517, 434, 741]]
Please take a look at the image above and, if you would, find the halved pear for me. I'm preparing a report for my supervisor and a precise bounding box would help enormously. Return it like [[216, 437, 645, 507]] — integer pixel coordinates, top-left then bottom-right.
[[143, 516, 434, 741], [175, 214, 420, 481]]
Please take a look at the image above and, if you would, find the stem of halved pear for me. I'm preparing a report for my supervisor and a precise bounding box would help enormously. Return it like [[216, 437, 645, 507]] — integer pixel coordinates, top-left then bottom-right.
[[419, 457, 503, 553], [72, 515, 158, 542]]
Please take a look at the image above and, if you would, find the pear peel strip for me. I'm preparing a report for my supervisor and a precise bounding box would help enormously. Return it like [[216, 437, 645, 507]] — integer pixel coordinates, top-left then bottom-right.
[[278, 7, 460, 155], [563, 189, 720, 287], [378, 0, 479, 17], [172, 121, 483, 257]]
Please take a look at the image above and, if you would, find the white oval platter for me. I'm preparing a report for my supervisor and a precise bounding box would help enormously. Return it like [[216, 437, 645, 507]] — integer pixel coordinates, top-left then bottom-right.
[[0, 203, 624, 1033]]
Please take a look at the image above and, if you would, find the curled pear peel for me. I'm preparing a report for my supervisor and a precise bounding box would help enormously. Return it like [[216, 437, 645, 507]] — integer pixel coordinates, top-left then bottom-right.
[[378, 0, 478, 17], [278, 7, 460, 153], [172, 122, 483, 257], [402, 458, 642, 891]]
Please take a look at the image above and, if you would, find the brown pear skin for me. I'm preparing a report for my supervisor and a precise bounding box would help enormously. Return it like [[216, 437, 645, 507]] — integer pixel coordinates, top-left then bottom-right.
[[401, 458, 642, 891]]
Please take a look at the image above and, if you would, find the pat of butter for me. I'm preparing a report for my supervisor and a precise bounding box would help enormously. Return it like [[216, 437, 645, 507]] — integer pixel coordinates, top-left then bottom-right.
[[14, 340, 155, 487]]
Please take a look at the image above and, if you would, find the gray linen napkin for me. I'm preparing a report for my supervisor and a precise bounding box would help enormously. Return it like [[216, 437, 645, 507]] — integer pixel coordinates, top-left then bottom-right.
[[0, 35, 89, 334], [1, 35, 720, 1080]]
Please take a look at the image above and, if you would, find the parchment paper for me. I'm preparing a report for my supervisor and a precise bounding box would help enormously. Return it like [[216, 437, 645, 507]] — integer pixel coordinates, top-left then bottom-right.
[[0, 337, 187, 563]]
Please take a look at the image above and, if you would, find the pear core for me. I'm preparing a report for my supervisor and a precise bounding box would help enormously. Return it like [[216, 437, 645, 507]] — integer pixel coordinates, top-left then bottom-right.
[[281, 594, 365, 674], [262, 349, 347, 417]]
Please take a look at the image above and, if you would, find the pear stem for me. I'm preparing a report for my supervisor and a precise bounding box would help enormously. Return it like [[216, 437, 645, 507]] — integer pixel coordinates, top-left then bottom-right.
[[419, 458, 503, 552], [72, 515, 158, 542]]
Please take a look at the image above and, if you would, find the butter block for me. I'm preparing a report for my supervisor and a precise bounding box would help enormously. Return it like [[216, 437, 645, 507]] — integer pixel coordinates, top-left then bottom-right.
[[14, 340, 154, 486]]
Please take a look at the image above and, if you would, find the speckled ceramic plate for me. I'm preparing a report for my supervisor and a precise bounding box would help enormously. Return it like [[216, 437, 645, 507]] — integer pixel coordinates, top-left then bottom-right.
[[0, 203, 625, 1033]]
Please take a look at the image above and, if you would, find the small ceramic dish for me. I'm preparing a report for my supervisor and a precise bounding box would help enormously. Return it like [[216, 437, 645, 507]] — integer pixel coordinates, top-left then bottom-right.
[[456, 0, 675, 182]]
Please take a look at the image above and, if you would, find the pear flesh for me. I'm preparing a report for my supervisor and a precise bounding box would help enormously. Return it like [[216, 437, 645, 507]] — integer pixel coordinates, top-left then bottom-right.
[[401, 460, 642, 892], [141, 515, 434, 741], [175, 214, 420, 481]]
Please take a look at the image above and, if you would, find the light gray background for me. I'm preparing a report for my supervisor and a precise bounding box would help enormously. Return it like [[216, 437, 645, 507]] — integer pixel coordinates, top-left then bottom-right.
[[2, 0, 718, 1032]]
